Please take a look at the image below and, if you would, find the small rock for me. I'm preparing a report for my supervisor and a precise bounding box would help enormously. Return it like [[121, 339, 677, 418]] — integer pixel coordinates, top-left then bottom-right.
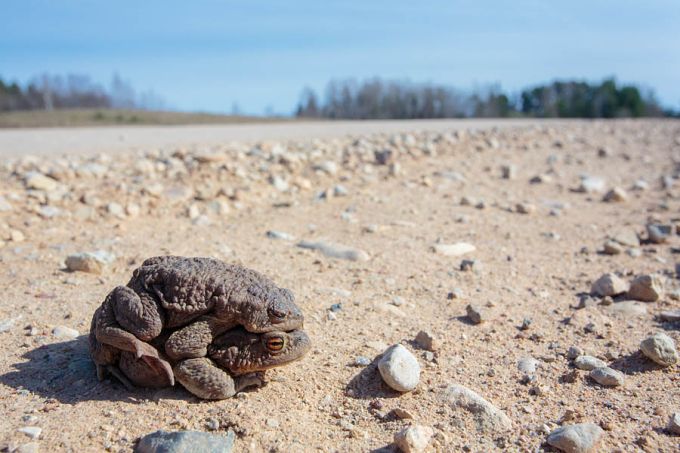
[[517, 357, 538, 374], [106, 202, 125, 217], [135, 430, 235, 453], [590, 273, 628, 297], [576, 176, 605, 193], [659, 310, 680, 322], [602, 241, 623, 255], [466, 304, 485, 324], [603, 187, 627, 202], [9, 229, 25, 242], [393, 425, 434, 453], [515, 202, 536, 214], [269, 175, 289, 192], [606, 301, 647, 317], [566, 346, 584, 360], [25, 172, 58, 192], [639, 332, 678, 367], [297, 240, 369, 261], [611, 229, 640, 247], [432, 242, 476, 257], [266, 230, 295, 241], [0, 316, 21, 333], [377, 344, 421, 392], [547, 423, 604, 453], [65, 252, 105, 274], [333, 185, 348, 197], [501, 164, 517, 179], [442, 384, 512, 433], [589, 367, 624, 387], [647, 224, 672, 244], [627, 274, 663, 302], [125, 203, 141, 217], [415, 330, 438, 351], [574, 355, 606, 371], [17, 427, 41, 439], [0, 195, 13, 212], [52, 326, 79, 339], [353, 356, 371, 366], [668, 413, 680, 435]]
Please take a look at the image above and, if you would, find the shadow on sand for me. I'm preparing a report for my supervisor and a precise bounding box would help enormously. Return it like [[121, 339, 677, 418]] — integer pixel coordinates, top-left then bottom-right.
[[0, 335, 187, 404], [344, 354, 405, 400]]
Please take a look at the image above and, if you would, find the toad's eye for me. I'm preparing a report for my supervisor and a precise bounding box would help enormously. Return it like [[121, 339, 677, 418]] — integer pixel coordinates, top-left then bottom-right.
[[268, 307, 287, 319], [266, 336, 285, 352]]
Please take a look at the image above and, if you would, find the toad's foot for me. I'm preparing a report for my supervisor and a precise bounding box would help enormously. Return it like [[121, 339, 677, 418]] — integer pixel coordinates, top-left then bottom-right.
[[174, 358, 264, 400]]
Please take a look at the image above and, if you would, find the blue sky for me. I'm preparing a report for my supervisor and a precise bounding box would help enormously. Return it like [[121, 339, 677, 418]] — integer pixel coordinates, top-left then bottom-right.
[[2, 1, 679, 114]]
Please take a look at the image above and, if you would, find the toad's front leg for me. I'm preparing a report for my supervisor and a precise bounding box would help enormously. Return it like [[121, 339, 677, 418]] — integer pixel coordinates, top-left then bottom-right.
[[164, 316, 236, 361], [174, 358, 264, 400]]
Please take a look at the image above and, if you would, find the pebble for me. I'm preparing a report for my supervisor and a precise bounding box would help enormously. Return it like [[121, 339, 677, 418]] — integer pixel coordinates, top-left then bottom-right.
[[37, 205, 61, 218], [353, 356, 370, 366], [566, 346, 584, 360], [602, 187, 627, 202], [602, 241, 623, 255], [547, 423, 604, 453], [577, 176, 605, 193], [611, 229, 639, 247], [605, 301, 647, 317], [647, 223, 671, 244], [589, 367, 624, 387], [65, 252, 106, 274], [135, 430, 234, 453], [106, 202, 125, 217], [393, 425, 434, 453], [501, 164, 517, 179], [52, 326, 79, 339], [517, 357, 538, 374], [297, 240, 369, 261], [443, 384, 512, 433], [432, 242, 476, 257], [668, 413, 680, 435], [415, 330, 438, 351], [574, 355, 606, 371], [0, 195, 13, 212], [627, 274, 663, 302], [515, 202, 536, 214], [266, 230, 295, 241], [659, 310, 680, 322], [17, 427, 41, 439], [377, 344, 421, 392], [466, 304, 485, 324], [639, 332, 678, 367], [0, 316, 21, 333], [590, 273, 628, 297], [24, 172, 58, 192]]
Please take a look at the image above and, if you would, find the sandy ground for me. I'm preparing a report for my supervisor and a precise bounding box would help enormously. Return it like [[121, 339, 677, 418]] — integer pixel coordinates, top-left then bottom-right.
[[0, 119, 679, 452], [0, 119, 568, 158]]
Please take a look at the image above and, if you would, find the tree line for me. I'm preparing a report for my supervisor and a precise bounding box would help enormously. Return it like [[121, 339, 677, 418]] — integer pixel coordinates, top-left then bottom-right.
[[0, 73, 164, 112], [296, 78, 671, 119]]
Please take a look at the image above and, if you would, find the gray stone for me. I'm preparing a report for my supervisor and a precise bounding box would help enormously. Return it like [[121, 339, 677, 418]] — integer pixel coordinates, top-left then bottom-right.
[[266, 230, 295, 241], [610, 229, 640, 247], [577, 176, 605, 193], [17, 427, 41, 439], [566, 346, 584, 360], [517, 357, 538, 374], [627, 274, 663, 302], [640, 332, 678, 367], [589, 367, 624, 387], [0, 316, 21, 333], [65, 252, 106, 274], [574, 355, 606, 371], [590, 273, 628, 297], [297, 240, 369, 261], [605, 301, 647, 317], [442, 384, 512, 433], [377, 344, 421, 392], [602, 241, 623, 255], [393, 425, 434, 453], [647, 224, 672, 244], [52, 326, 79, 339], [547, 423, 604, 453], [135, 430, 235, 453], [659, 310, 680, 322], [668, 412, 680, 435]]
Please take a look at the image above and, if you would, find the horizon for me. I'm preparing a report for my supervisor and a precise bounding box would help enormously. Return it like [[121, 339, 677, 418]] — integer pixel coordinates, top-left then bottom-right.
[[2, 1, 679, 115]]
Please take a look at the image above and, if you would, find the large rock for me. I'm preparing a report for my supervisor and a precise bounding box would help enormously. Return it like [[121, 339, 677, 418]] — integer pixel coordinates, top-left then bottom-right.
[[590, 273, 628, 297], [135, 430, 234, 453], [442, 384, 512, 433], [378, 344, 420, 392], [640, 333, 678, 367], [547, 423, 604, 453], [627, 274, 663, 302]]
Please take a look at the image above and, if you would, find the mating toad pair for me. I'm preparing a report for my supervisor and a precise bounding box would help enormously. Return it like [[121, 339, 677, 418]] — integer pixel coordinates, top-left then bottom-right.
[[89, 256, 310, 399]]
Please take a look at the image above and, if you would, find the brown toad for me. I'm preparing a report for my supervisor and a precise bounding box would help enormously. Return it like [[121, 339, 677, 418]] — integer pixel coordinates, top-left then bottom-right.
[[117, 327, 311, 399], [90, 256, 304, 385]]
